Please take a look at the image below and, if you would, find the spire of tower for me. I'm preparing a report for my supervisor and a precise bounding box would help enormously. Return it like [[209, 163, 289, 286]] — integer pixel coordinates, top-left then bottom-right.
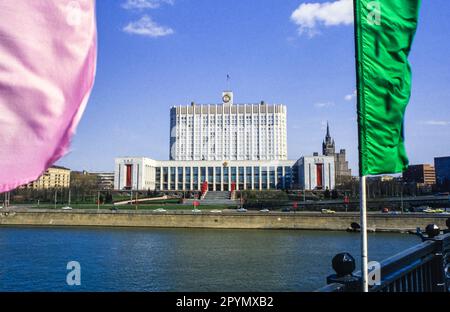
[[322, 121, 335, 156]]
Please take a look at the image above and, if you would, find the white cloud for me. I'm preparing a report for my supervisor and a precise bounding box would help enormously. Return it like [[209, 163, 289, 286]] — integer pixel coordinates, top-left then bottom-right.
[[344, 90, 357, 101], [122, 0, 173, 10], [123, 15, 174, 37], [420, 120, 450, 126], [314, 101, 334, 108], [290, 0, 353, 37]]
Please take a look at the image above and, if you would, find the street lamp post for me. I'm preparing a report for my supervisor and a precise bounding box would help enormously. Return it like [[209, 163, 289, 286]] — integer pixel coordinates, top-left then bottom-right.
[[4, 192, 10, 208], [400, 182, 406, 213], [135, 191, 138, 210]]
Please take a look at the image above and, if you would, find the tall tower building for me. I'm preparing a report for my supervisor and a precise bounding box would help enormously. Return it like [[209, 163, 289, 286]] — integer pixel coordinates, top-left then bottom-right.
[[169, 91, 288, 161], [322, 123, 335, 156], [322, 123, 352, 185]]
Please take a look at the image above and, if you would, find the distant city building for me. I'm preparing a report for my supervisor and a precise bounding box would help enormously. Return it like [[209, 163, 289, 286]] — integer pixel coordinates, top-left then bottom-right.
[[366, 175, 397, 183], [297, 155, 335, 191], [322, 123, 351, 185], [434, 156, 450, 191], [24, 166, 71, 189], [93, 172, 115, 190], [403, 164, 436, 185], [379, 175, 395, 182], [70, 171, 114, 191], [70, 170, 96, 189], [322, 124, 335, 156], [169, 91, 287, 161]]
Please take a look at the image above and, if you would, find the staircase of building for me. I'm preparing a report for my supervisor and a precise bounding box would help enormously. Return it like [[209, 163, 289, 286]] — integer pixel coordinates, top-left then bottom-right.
[[204, 191, 229, 200], [201, 191, 238, 205], [184, 191, 238, 206]]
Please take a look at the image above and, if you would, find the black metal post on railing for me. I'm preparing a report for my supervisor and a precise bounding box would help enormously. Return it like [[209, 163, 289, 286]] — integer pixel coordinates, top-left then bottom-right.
[[324, 253, 361, 292]]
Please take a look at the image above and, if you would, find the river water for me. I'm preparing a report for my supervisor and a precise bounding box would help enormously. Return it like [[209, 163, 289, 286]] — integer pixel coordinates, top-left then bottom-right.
[[0, 227, 419, 291]]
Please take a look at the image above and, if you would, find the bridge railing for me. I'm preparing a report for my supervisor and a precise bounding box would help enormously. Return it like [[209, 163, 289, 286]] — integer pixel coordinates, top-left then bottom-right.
[[317, 223, 450, 292]]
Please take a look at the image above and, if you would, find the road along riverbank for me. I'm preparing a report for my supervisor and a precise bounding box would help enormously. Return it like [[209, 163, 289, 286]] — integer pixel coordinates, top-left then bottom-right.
[[0, 209, 449, 232]]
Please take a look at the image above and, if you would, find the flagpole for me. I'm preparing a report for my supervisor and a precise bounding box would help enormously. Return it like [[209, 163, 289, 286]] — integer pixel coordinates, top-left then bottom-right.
[[360, 175, 368, 292], [353, 0, 369, 292]]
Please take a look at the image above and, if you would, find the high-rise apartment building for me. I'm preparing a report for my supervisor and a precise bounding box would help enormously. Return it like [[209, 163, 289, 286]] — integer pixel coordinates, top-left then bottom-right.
[[23, 166, 71, 189], [322, 123, 351, 185]]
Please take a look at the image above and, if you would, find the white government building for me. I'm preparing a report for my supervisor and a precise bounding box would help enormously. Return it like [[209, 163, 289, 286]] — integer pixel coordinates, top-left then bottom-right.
[[114, 92, 334, 192]]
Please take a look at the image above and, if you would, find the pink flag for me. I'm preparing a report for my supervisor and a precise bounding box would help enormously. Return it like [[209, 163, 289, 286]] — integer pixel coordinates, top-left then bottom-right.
[[0, 1, 97, 192]]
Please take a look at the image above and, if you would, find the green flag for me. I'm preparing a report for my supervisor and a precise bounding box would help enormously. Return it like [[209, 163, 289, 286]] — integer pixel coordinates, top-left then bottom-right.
[[354, 0, 421, 176]]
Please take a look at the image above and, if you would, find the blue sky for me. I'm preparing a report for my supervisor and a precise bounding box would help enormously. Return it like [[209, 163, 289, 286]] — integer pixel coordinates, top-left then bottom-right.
[[57, 0, 450, 173]]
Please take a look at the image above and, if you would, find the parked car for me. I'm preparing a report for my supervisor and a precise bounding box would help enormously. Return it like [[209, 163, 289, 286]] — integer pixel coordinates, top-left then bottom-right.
[[281, 208, 292, 212], [381, 208, 389, 213], [236, 208, 247, 212], [259, 209, 270, 213], [412, 206, 431, 212], [61, 206, 73, 210], [110, 206, 118, 211], [321, 209, 335, 214], [153, 208, 167, 212], [210, 210, 222, 213], [192, 209, 201, 213]]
